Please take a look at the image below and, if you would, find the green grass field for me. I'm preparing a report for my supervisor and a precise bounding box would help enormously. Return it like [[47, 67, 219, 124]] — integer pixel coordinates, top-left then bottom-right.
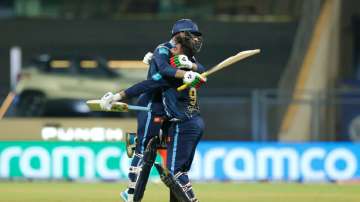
[[0, 181, 359, 202]]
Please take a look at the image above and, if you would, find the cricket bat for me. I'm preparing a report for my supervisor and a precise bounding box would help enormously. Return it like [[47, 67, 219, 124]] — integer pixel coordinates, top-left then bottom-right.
[[177, 49, 261, 91], [86, 100, 150, 112]]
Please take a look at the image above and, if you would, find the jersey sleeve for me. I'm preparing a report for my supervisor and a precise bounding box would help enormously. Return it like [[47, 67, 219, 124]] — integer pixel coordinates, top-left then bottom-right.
[[153, 47, 178, 77], [124, 79, 169, 99], [195, 62, 206, 73], [191, 56, 206, 73]]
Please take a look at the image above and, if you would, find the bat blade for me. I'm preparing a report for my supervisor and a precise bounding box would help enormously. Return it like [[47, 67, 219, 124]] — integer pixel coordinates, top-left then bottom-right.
[[86, 100, 129, 112], [204, 49, 261, 77], [177, 49, 261, 91]]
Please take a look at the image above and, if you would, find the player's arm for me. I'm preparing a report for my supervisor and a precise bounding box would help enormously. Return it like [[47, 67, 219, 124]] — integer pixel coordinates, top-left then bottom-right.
[[153, 47, 188, 79], [162, 52, 207, 89], [193, 60, 206, 73], [169, 55, 207, 88], [121, 79, 169, 100], [99, 79, 170, 110], [179, 54, 204, 73], [149, 48, 204, 78]]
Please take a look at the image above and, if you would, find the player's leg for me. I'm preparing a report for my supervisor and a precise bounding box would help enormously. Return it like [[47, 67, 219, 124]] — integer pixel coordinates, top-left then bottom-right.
[[162, 116, 204, 202], [164, 123, 181, 202], [181, 117, 204, 173], [168, 116, 204, 173], [133, 115, 164, 202], [170, 117, 203, 202], [155, 163, 196, 202], [155, 165, 199, 202], [121, 109, 149, 202]]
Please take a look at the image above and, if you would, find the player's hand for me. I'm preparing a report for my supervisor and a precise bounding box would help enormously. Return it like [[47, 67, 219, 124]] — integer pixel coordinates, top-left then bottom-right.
[[99, 92, 122, 110], [183, 71, 207, 89], [142, 52, 153, 65], [170, 55, 193, 70]]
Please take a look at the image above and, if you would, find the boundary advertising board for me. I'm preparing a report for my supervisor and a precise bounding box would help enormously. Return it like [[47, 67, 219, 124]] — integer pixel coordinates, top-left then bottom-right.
[[0, 142, 358, 182]]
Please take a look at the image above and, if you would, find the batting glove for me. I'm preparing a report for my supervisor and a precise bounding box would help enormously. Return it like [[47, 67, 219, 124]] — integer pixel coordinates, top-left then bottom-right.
[[170, 55, 193, 70], [142, 52, 153, 65], [183, 71, 207, 89], [99, 92, 122, 111]]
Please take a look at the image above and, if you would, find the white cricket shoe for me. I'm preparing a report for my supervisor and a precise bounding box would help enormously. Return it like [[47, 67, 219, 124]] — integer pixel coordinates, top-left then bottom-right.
[[120, 189, 134, 202]]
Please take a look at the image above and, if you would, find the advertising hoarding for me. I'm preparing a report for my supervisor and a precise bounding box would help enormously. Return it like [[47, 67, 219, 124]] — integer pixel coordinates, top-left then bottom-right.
[[0, 142, 358, 182]]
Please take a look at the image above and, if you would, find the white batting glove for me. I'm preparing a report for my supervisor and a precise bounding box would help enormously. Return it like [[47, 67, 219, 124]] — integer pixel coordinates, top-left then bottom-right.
[[171, 55, 193, 70], [183, 71, 205, 84], [99, 92, 122, 111], [178, 55, 193, 69], [142, 52, 153, 65]]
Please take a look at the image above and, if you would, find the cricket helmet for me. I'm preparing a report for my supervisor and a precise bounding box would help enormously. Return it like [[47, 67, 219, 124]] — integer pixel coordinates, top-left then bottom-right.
[[171, 19, 203, 54], [171, 19, 202, 36]]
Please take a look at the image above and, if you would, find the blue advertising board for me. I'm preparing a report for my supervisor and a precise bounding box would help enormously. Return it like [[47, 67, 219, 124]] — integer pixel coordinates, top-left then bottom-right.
[[0, 141, 359, 182], [188, 142, 360, 182]]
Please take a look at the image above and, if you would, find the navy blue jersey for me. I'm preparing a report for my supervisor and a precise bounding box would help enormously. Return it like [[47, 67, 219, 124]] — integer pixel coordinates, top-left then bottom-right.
[[162, 76, 203, 121], [148, 41, 177, 79], [128, 41, 176, 115], [124, 40, 206, 120], [161, 54, 206, 121], [125, 72, 205, 121], [125, 78, 203, 121]]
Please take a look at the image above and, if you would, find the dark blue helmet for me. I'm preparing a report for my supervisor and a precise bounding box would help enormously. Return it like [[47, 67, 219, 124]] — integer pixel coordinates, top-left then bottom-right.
[[171, 19, 202, 36]]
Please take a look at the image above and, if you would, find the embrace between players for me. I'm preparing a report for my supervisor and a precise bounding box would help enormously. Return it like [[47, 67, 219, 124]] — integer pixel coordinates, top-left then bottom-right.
[[99, 19, 206, 202]]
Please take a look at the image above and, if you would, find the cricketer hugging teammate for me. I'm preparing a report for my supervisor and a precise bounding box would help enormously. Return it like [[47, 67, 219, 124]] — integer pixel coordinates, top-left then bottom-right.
[[99, 19, 206, 202]]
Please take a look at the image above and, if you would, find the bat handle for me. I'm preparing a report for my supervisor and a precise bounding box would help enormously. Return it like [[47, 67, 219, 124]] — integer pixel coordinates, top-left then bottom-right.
[[177, 83, 190, 91], [127, 105, 151, 111], [177, 72, 208, 91]]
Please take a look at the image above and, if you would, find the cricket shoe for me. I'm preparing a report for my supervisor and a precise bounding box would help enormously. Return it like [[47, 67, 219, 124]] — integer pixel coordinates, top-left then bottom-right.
[[120, 189, 134, 202]]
